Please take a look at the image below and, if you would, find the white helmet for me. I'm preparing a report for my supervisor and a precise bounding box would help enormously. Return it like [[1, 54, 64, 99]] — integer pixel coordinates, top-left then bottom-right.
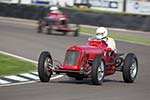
[[49, 6, 58, 11], [96, 27, 108, 40]]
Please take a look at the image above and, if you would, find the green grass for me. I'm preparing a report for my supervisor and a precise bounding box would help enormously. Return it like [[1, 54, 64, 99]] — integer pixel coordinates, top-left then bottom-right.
[[80, 27, 150, 45], [0, 54, 36, 76]]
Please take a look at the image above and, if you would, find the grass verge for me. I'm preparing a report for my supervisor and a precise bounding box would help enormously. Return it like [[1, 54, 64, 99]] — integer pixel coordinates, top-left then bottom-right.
[[0, 53, 36, 76], [80, 27, 150, 45]]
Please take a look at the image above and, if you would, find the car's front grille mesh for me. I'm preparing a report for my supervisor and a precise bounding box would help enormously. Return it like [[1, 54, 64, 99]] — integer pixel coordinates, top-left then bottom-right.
[[64, 50, 79, 66]]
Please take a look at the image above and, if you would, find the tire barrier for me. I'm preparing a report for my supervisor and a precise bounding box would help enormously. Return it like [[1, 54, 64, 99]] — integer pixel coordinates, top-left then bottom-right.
[[0, 3, 150, 32], [0, 3, 49, 20], [61, 8, 150, 32]]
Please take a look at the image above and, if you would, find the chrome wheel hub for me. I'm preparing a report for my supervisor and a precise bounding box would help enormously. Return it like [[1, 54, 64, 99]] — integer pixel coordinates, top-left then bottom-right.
[[97, 61, 104, 81], [130, 60, 137, 79], [44, 57, 52, 76]]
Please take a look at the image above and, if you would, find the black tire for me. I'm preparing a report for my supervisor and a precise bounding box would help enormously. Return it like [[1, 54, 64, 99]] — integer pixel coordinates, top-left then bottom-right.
[[122, 53, 138, 83], [74, 24, 80, 37], [75, 76, 83, 80], [74, 29, 79, 37], [38, 51, 53, 82], [91, 55, 105, 85], [37, 25, 42, 33], [46, 25, 52, 34], [37, 18, 45, 33], [63, 31, 67, 35], [37, 19, 44, 33]]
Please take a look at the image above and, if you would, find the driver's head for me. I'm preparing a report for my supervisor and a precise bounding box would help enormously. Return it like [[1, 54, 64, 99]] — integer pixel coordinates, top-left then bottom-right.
[[96, 27, 108, 39], [49, 6, 62, 14], [49, 6, 58, 11]]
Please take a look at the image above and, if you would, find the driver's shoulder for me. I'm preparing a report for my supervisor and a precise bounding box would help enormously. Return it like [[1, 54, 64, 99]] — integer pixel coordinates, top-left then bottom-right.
[[107, 37, 115, 41]]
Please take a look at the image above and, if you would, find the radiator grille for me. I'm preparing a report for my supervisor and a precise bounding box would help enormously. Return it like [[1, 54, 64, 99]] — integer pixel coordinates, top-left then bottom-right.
[[64, 50, 79, 66]]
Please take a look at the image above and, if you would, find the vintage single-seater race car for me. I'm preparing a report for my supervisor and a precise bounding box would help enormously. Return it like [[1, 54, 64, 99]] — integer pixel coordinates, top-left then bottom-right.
[[37, 10, 79, 36], [38, 40, 138, 85]]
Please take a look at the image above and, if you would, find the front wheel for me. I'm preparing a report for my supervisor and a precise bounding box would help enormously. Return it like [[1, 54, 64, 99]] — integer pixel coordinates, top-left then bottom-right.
[[122, 53, 138, 83], [63, 31, 67, 35], [37, 19, 44, 33], [37, 25, 43, 33], [75, 76, 83, 80], [91, 55, 105, 85], [74, 29, 79, 37], [38, 51, 53, 82], [74, 24, 79, 37], [46, 25, 52, 34]]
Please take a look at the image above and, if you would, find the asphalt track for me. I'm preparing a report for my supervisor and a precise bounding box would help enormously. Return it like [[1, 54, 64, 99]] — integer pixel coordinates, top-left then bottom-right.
[[0, 19, 150, 100]]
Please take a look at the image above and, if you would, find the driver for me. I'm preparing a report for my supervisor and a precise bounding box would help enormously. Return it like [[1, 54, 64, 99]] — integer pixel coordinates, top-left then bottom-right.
[[88, 27, 117, 51], [49, 6, 62, 14]]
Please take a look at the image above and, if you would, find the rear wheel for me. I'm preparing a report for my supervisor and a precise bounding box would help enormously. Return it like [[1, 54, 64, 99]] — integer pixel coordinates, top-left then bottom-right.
[[91, 55, 105, 85], [38, 51, 53, 82], [37, 19, 43, 33], [74, 24, 79, 37], [122, 53, 138, 83], [37, 25, 43, 33], [63, 31, 67, 35], [74, 29, 79, 37], [46, 24, 52, 34], [75, 76, 83, 80]]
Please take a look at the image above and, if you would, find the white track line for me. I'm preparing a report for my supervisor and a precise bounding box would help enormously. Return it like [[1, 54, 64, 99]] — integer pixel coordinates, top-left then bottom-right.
[[4, 76, 29, 82], [31, 72, 38, 75], [19, 73, 39, 80], [0, 75, 64, 87], [50, 75, 64, 80], [0, 79, 11, 84], [0, 81, 37, 87], [0, 51, 64, 87], [0, 51, 37, 64]]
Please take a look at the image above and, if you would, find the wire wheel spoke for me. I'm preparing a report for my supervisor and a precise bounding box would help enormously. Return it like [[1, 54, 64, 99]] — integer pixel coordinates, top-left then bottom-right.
[[130, 60, 137, 78], [44, 57, 52, 76], [97, 62, 104, 81]]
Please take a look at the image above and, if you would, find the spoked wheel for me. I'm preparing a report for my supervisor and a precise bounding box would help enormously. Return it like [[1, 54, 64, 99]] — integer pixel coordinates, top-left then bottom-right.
[[38, 51, 53, 82], [37, 24, 43, 33], [62, 31, 67, 35], [122, 53, 138, 83], [75, 76, 84, 80], [37, 19, 43, 33], [46, 24, 52, 34], [74, 29, 79, 37], [91, 55, 105, 85], [74, 24, 79, 37]]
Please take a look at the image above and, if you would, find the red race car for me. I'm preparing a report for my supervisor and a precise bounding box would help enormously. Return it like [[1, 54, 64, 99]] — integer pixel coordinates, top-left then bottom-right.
[[38, 40, 138, 85], [37, 10, 79, 36]]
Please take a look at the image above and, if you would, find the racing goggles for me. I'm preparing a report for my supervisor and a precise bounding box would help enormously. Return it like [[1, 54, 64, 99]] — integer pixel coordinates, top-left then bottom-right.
[[96, 32, 105, 36]]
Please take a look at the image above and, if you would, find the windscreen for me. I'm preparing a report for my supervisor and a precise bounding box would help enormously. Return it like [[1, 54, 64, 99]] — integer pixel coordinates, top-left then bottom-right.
[[64, 50, 79, 66]]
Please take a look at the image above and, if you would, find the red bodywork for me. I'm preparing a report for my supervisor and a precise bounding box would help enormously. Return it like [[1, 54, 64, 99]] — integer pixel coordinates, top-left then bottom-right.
[[45, 12, 72, 32], [55, 40, 117, 78], [38, 11, 79, 36], [47, 13, 67, 20]]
